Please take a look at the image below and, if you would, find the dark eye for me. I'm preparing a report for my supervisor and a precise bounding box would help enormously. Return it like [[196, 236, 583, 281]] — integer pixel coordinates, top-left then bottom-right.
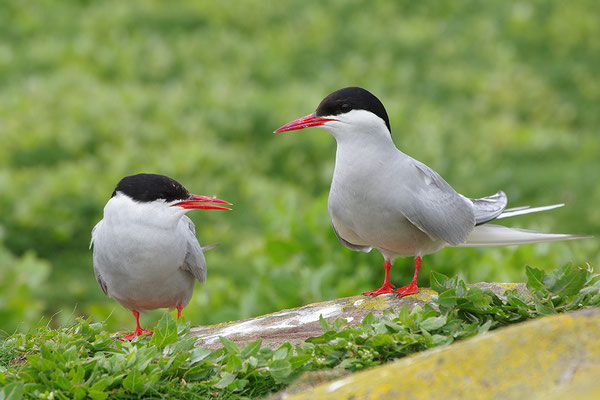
[[340, 103, 352, 113]]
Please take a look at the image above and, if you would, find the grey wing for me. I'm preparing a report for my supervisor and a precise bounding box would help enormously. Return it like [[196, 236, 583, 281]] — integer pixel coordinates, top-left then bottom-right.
[[331, 219, 372, 252], [180, 215, 207, 283], [90, 220, 109, 296], [399, 160, 476, 245], [468, 190, 507, 225]]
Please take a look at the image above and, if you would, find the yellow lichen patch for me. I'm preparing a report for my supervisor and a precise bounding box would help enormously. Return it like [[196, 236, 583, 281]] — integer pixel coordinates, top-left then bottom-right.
[[495, 283, 520, 291], [408, 288, 437, 302], [288, 309, 600, 400], [351, 288, 437, 311], [352, 295, 391, 311]]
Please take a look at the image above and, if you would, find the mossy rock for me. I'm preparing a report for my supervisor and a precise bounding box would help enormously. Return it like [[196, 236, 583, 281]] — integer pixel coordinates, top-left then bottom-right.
[[284, 308, 600, 400]]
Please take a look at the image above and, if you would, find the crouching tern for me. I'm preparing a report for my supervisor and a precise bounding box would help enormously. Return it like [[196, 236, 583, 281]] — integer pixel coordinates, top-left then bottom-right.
[[90, 173, 231, 339], [275, 86, 589, 297]]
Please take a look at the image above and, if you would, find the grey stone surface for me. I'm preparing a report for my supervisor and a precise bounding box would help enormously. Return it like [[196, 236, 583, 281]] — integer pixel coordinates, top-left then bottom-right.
[[190, 282, 527, 350]]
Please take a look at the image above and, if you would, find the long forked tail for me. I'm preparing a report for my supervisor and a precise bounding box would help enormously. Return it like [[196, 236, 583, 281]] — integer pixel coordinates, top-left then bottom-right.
[[496, 203, 565, 220], [470, 191, 566, 226], [201, 243, 220, 252], [457, 224, 591, 247]]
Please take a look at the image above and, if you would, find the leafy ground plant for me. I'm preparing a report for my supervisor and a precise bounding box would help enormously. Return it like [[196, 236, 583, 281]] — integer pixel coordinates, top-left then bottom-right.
[[0, 264, 598, 399]]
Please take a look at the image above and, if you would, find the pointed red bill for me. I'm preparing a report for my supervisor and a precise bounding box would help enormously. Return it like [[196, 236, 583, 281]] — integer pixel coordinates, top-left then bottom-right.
[[274, 113, 335, 133], [171, 194, 232, 210]]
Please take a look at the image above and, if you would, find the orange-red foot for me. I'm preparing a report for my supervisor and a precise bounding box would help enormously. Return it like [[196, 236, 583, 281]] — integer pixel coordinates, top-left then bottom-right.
[[121, 328, 153, 341], [120, 310, 153, 341], [395, 283, 419, 297], [363, 282, 396, 297]]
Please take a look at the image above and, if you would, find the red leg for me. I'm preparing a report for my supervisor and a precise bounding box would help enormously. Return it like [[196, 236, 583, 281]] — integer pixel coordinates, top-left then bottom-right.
[[176, 304, 183, 320], [363, 259, 396, 296], [121, 310, 153, 340], [395, 256, 421, 297]]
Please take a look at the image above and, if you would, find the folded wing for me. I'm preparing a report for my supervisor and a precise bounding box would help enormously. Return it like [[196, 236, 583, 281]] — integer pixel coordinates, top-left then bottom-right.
[[180, 215, 207, 283]]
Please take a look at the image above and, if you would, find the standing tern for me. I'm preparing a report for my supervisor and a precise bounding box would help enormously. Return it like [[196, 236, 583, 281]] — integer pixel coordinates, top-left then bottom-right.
[[90, 173, 231, 339], [275, 86, 589, 297]]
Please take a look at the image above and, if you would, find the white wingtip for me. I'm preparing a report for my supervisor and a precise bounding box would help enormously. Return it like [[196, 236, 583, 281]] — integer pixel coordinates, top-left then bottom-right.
[[456, 224, 592, 247]]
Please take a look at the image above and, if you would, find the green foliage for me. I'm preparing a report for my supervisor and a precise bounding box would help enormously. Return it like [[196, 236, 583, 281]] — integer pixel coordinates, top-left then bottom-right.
[[0, 0, 598, 333], [0, 315, 288, 399], [1, 265, 598, 399], [0, 245, 51, 336], [303, 264, 599, 372]]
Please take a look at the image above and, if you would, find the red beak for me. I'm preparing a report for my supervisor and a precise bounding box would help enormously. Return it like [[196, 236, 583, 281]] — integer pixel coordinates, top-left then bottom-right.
[[274, 113, 335, 133], [171, 194, 232, 210]]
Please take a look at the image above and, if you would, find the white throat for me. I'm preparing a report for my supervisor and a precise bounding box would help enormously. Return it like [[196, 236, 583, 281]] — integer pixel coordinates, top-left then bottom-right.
[[321, 109, 395, 147], [103, 193, 187, 230]]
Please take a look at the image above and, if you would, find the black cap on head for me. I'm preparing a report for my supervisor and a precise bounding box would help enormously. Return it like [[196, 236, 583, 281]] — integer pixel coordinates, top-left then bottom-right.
[[112, 173, 190, 203], [315, 87, 391, 132]]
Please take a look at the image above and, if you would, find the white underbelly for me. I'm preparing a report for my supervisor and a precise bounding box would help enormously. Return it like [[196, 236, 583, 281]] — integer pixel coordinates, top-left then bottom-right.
[[93, 225, 195, 311], [109, 269, 195, 311], [329, 193, 446, 258]]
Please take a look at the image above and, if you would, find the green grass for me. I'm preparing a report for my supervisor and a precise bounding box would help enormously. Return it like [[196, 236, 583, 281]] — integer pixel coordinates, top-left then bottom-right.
[[1, 264, 598, 399], [0, 0, 599, 334]]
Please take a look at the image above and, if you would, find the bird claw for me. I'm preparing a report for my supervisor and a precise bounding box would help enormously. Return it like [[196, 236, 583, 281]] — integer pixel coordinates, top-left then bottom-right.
[[395, 283, 419, 298], [121, 329, 153, 341], [363, 282, 396, 297]]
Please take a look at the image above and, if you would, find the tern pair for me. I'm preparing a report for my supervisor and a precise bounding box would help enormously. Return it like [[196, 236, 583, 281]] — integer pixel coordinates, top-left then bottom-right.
[[91, 87, 588, 338]]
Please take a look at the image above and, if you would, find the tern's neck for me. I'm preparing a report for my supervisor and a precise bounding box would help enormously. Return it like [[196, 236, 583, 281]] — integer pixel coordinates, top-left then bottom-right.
[[333, 128, 398, 168], [103, 195, 186, 230]]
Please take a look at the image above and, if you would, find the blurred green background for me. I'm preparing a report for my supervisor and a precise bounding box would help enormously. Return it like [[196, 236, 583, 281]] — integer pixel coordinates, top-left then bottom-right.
[[1, 0, 598, 335]]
